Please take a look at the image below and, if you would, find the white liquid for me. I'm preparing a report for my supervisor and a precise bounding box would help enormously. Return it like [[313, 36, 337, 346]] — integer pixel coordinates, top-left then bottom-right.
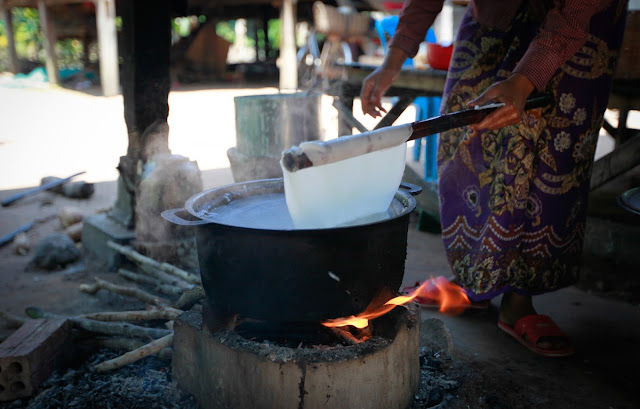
[[201, 193, 295, 230]]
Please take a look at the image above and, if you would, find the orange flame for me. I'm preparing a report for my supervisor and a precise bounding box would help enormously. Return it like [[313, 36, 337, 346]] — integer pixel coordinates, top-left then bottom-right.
[[321, 277, 472, 329]]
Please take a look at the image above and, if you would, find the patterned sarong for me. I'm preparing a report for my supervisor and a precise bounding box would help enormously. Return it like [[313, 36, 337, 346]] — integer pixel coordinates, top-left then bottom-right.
[[438, 0, 628, 301]]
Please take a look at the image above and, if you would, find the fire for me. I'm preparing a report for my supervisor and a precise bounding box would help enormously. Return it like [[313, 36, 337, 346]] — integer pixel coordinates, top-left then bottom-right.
[[322, 277, 472, 329]]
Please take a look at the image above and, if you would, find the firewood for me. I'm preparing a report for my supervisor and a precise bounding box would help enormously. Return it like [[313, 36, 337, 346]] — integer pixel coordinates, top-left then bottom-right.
[[107, 240, 201, 285], [117, 268, 185, 297], [80, 277, 169, 306], [70, 318, 172, 339], [0, 310, 28, 328], [94, 333, 174, 373], [80, 308, 182, 322], [81, 336, 146, 351], [136, 266, 193, 290], [24, 307, 172, 339], [79, 337, 173, 361], [329, 327, 364, 345], [173, 286, 206, 310]]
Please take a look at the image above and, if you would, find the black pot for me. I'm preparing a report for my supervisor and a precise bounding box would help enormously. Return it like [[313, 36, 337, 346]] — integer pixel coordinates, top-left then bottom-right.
[[162, 178, 421, 322]]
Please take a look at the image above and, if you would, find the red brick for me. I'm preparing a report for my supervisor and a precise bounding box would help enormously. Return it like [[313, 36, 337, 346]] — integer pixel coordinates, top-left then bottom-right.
[[0, 318, 71, 401]]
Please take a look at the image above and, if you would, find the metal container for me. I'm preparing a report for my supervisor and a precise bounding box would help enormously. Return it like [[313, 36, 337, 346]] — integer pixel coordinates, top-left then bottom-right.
[[234, 93, 322, 158], [162, 179, 421, 322]]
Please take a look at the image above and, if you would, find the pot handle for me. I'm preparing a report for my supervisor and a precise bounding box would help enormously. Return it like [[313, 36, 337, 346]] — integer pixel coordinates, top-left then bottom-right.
[[161, 208, 210, 226], [399, 182, 423, 196]]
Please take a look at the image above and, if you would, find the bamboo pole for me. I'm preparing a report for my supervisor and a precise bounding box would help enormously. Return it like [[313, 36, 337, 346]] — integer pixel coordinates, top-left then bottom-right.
[[81, 308, 181, 322]]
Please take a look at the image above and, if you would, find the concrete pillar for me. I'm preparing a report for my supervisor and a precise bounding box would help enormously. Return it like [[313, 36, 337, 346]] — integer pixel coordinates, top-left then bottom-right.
[[0, 5, 18, 74], [94, 0, 120, 96], [37, 0, 60, 85], [279, 0, 297, 90]]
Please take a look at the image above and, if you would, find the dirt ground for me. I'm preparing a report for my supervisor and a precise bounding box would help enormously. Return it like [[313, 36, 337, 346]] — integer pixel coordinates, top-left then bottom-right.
[[1, 82, 639, 409]]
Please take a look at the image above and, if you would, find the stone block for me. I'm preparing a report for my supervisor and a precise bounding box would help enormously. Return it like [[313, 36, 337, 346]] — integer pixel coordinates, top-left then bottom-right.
[[82, 213, 135, 271], [0, 318, 71, 401]]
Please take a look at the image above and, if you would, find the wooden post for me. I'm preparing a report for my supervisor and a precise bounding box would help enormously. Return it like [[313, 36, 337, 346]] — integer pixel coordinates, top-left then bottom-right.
[[279, 0, 297, 90], [37, 0, 60, 85], [94, 0, 120, 96], [0, 4, 18, 74]]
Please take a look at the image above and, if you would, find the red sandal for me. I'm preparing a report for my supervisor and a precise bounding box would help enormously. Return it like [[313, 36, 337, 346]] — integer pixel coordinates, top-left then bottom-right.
[[498, 314, 575, 357]]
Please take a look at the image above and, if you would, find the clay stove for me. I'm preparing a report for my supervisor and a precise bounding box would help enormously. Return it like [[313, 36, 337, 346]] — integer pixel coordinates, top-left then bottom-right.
[[172, 304, 421, 409]]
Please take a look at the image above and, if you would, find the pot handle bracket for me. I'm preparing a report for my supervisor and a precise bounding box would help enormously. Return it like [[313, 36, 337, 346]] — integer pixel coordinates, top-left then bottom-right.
[[399, 182, 423, 196], [161, 208, 210, 226]]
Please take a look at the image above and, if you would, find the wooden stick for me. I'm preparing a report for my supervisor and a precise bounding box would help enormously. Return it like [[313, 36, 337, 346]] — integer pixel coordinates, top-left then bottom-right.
[[173, 286, 206, 310], [81, 308, 181, 322], [81, 336, 146, 351], [94, 333, 174, 373], [329, 327, 364, 345], [80, 337, 173, 362], [80, 277, 169, 306], [25, 306, 172, 339], [117, 268, 185, 297], [136, 265, 193, 289], [107, 241, 201, 285], [0, 310, 28, 328], [70, 317, 172, 339]]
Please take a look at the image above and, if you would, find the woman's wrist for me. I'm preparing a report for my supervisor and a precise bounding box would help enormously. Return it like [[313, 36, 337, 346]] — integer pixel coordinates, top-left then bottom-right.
[[383, 47, 410, 71]]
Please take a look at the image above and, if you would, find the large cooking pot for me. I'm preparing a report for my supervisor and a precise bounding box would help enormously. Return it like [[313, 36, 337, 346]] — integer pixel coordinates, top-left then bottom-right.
[[162, 178, 421, 322]]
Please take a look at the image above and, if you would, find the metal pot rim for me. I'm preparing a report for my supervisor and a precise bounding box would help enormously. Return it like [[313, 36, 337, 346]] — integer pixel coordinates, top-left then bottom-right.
[[183, 178, 417, 232]]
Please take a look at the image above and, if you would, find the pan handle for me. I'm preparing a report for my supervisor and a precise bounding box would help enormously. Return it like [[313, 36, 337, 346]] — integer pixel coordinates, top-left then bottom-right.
[[161, 208, 210, 226], [399, 182, 423, 196]]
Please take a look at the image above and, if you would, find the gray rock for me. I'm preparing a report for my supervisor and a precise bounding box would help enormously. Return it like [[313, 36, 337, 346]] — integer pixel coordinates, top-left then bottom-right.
[[420, 318, 453, 355], [31, 233, 81, 270]]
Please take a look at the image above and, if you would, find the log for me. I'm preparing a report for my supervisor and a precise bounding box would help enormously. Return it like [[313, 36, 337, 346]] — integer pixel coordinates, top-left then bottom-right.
[[117, 268, 185, 297], [107, 241, 201, 284], [94, 333, 174, 373], [80, 277, 169, 306]]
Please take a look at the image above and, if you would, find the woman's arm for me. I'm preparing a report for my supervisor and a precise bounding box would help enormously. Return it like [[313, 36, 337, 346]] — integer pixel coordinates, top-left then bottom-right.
[[361, 0, 445, 117]]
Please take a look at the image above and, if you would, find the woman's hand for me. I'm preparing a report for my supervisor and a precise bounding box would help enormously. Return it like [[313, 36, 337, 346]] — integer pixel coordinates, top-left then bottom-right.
[[467, 73, 536, 131], [360, 48, 409, 118]]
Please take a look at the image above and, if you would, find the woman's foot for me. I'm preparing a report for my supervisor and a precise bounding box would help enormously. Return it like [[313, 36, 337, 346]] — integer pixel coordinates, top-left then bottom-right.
[[498, 292, 572, 354]]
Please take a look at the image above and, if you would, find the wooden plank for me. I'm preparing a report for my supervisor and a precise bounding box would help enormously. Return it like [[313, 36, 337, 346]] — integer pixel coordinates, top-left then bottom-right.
[[590, 133, 640, 190], [342, 64, 447, 96], [0, 318, 72, 401], [37, 0, 59, 85], [0, 5, 18, 74], [95, 0, 119, 96]]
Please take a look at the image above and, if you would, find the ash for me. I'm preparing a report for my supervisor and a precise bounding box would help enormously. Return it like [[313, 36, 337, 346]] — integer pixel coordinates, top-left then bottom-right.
[[3, 350, 198, 409], [411, 347, 459, 409]]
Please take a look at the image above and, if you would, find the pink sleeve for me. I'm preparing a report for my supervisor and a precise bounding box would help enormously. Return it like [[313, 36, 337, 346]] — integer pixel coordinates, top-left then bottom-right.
[[513, 0, 612, 91], [388, 0, 446, 58]]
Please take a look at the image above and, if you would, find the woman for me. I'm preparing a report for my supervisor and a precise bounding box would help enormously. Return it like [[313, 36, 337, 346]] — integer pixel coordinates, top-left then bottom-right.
[[361, 0, 628, 356]]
